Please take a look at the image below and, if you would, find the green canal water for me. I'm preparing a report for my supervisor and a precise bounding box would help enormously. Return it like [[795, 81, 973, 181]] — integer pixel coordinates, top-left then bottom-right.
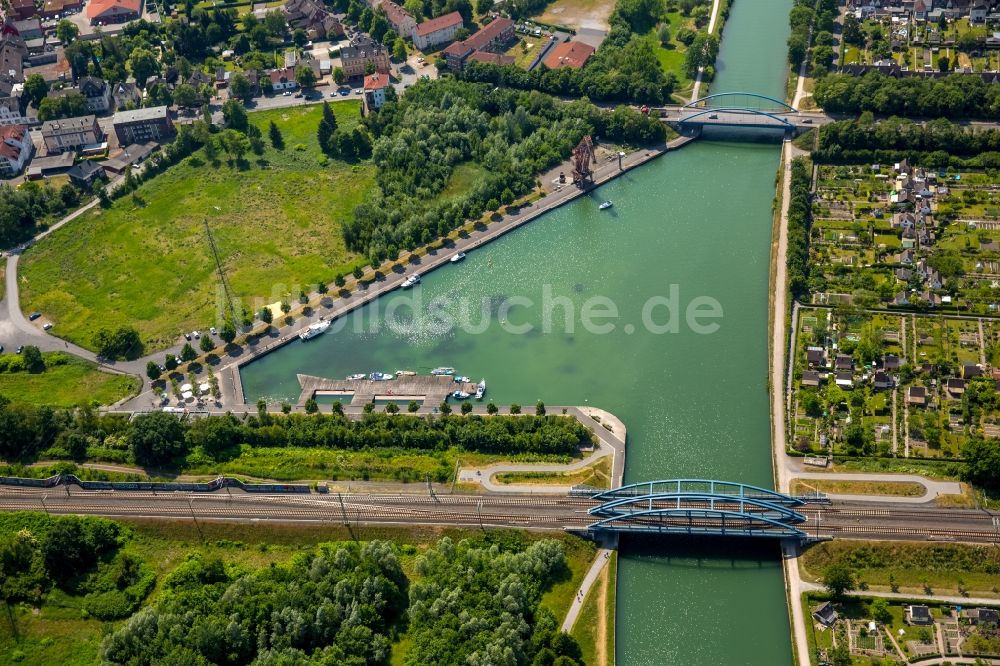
[[241, 0, 795, 662]]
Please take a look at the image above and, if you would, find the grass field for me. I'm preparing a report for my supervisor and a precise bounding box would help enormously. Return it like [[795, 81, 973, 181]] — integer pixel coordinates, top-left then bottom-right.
[[800, 540, 1000, 598], [19, 103, 376, 352], [0, 516, 597, 666], [494, 455, 612, 489], [790, 479, 925, 497], [0, 354, 139, 407]]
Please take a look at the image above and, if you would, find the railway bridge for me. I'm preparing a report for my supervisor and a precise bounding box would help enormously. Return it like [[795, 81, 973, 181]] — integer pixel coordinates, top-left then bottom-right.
[[657, 92, 833, 136], [2, 476, 997, 544]]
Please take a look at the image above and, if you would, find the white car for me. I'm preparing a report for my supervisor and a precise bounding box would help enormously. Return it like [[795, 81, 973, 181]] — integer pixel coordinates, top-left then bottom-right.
[[210, 327, 217, 335], [282, 91, 291, 96], [192, 330, 200, 339]]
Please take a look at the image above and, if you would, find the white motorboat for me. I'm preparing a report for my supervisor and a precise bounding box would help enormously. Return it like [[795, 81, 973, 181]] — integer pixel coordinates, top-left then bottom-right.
[[369, 372, 394, 381], [402, 273, 421, 288], [475, 379, 486, 400], [395, 370, 416, 376], [299, 320, 331, 340], [450, 252, 466, 263], [431, 367, 455, 376], [599, 201, 613, 210], [451, 390, 471, 400], [454, 375, 471, 383], [346, 373, 366, 380]]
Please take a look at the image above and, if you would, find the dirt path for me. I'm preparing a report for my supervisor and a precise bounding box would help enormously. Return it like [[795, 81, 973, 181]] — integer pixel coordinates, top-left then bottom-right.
[[595, 563, 609, 666]]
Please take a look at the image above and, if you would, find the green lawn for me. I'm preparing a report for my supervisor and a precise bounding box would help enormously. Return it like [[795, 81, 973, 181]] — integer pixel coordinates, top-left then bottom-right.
[[19, 103, 376, 352], [0, 354, 139, 407]]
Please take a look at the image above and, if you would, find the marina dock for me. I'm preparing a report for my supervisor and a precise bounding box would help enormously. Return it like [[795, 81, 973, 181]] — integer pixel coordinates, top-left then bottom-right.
[[297, 373, 480, 407]]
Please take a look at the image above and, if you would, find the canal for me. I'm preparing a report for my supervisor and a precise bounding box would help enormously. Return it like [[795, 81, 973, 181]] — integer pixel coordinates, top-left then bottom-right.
[[240, 0, 795, 662]]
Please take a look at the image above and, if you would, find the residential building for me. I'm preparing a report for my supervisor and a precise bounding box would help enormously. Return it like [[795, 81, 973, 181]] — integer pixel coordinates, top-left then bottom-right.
[[66, 160, 105, 187], [811, 602, 838, 628], [905, 605, 934, 626], [834, 354, 854, 372], [87, 0, 141, 25], [961, 608, 1000, 625], [11, 18, 42, 41], [801, 371, 822, 387], [41, 0, 84, 19], [282, 0, 344, 40], [465, 50, 514, 66], [101, 141, 157, 174], [0, 92, 29, 126], [0, 35, 26, 86], [8, 0, 39, 21], [835, 371, 854, 389], [111, 80, 141, 110], [268, 67, 298, 91], [946, 377, 967, 396], [971, 0, 990, 21], [806, 347, 827, 368], [363, 71, 389, 111], [443, 17, 515, 69], [873, 371, 893, 390], [381, 0, 417, 39], [906, 385, 927, 405], [25, 151, 73, 178], [53, 76, 113, 113], [112, 106, 174, 145], [0, 124, 32, 177], [41, 114, 102, 153], [543, 40, 595, 69], [340, 36, 390, 77], [413, 11, 463, 50]]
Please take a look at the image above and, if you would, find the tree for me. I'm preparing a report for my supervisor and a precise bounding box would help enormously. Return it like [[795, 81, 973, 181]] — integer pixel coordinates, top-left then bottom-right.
[[657, 23, 671, 45], [333, 67, 346, 85], [393, 37, 407, 62], [830, 645, 851, 666], [173, 83, 200, 108], [264, 10, 287, 36], [92, 326, 142, 360], [221, 129, 250, 162], [146, 361, 162, 381], [963, 437, 1000, 491], [408, 400, 420, 413], [199, 335, 215, 353], [304, 398, 318, 413], [536, 401, 546, 416], [258, 307, 273, 324], [684, 33, 719, 78], [295, 65, 317, 89], [220, 320, 237, 344], [439, 401, 452, 415], [230, 72, 252, 100], [55, 19, 79, 45], [352, 266, 364, 280], [335, 274, 346, 288], [129, 412, 188, 466], [510, 403, 521, 414], [20, 346, 44, 373], [180, 342, 197, 362], [222, 99, 248, 131], [268, 120, 284, 149], [938, 55, 950, 72], [23, 73, 48, 108], [128, 48, 161, 88], [823, 561, 855, 598], [486, 401, 498, 415], [293, 28, 308, 47], [280, 300, 291, 314], [164, 354, 178, 371], [870, 598, 892, 625], [844, 420, 874, 456], [386, 402, 400, 414], [460, 401, 473, 414]]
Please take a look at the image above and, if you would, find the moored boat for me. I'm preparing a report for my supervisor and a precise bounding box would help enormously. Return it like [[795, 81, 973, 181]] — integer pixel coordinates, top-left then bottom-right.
[[431, 367, 455, 376], [453, 375, 471, 383], [346, 373, 366, 380], [599, 201, 613, 210], [369, 372, 394, 381], [402, 273, 421, 288], [451, 390, 471, 400], [299, 320, 331, 340], [450, 252, 466, 263], [395, 370, 416, 376], [475, 379, 486, 400]]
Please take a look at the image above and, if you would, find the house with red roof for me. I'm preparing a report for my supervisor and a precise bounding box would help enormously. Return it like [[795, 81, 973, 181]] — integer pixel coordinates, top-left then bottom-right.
[[87, 0, 140, 25], [442, 17, 514, 69], [0, 124, 33, 177], [413, 11, 463, 51], [543, 40, 595, 69], [363, 72, 389, 111]]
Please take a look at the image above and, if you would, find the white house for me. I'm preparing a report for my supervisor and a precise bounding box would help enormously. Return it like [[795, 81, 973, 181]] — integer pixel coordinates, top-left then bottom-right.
[[413, 11, 464, 50], [0, 124, 33, 177]]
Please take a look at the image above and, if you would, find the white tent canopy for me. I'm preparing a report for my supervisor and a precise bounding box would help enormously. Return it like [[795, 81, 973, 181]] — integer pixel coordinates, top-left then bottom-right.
[[181, 390, 194, 400], [198, 383, 211, 394], [180, 383, 193, 392]]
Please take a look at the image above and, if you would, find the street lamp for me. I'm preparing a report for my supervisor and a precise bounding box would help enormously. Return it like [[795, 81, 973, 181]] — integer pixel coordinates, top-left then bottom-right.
[[617, 151, 625, 171]]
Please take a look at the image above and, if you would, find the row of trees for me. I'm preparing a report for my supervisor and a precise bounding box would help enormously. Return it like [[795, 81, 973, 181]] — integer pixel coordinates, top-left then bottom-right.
[[813, 72, 1000, 119], [350, 79, 664, 262], [0, 399, 596, 467], [814, 116, 1000, 168], [786, 0, 838, 76], [0, 179, 83, 249], [787, 157, 813, 301]]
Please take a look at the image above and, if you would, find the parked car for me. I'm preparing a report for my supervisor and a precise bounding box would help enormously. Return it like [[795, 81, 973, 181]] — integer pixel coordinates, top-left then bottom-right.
[[192, 331, 200, 339], [43, 323, 52, 330], [210, 327, 217, 335], [28, 311, 41, 321], [15, 346, 22, 354], [184, 332, 192, 340], [282, 91, 291, 96]]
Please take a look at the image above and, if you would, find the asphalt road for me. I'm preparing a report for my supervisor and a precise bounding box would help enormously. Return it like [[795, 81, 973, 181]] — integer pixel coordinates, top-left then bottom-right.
[[2, 486, 997, 543]]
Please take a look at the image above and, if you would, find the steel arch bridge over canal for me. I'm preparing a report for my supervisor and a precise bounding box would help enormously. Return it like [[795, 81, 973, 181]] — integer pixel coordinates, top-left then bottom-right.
[[662, 92, 826, 135], [584, 479, 829, 541]]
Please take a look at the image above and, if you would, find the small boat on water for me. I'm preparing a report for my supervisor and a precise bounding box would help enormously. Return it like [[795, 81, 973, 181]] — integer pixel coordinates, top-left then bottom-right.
[[402, 273, 421, 289], [450, 252, 466, 263], [395, 370, 416, 376], [451, 390, 471, 400], [453, 375, 471, 383], [369, 372, 394, 381], [475, 379, 486, 400], [431, 367, 455, 376], [346, 373, 366, 380], [299, 320, 331, 340], [599, 201, 613, 210]]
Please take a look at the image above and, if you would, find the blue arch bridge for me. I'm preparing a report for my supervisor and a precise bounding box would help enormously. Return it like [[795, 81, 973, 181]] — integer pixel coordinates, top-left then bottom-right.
[[658, 91, 831, 135], [581, 479, 829, 541]]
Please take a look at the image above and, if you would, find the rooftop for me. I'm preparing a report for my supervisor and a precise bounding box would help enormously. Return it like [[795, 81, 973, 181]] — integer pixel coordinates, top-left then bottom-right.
[[415, 11, 463, 37], [88, 0, 141, 17], [544, 40, 595, 69], [113, 106, 169, 124]]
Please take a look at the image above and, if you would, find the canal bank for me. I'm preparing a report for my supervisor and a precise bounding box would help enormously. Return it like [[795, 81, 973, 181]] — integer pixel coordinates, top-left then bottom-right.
[[240, 1, 796, 664]]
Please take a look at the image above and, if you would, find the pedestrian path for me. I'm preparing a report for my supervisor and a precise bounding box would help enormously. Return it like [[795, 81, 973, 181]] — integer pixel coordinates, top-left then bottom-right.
[[562, 547, 614, 633]]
